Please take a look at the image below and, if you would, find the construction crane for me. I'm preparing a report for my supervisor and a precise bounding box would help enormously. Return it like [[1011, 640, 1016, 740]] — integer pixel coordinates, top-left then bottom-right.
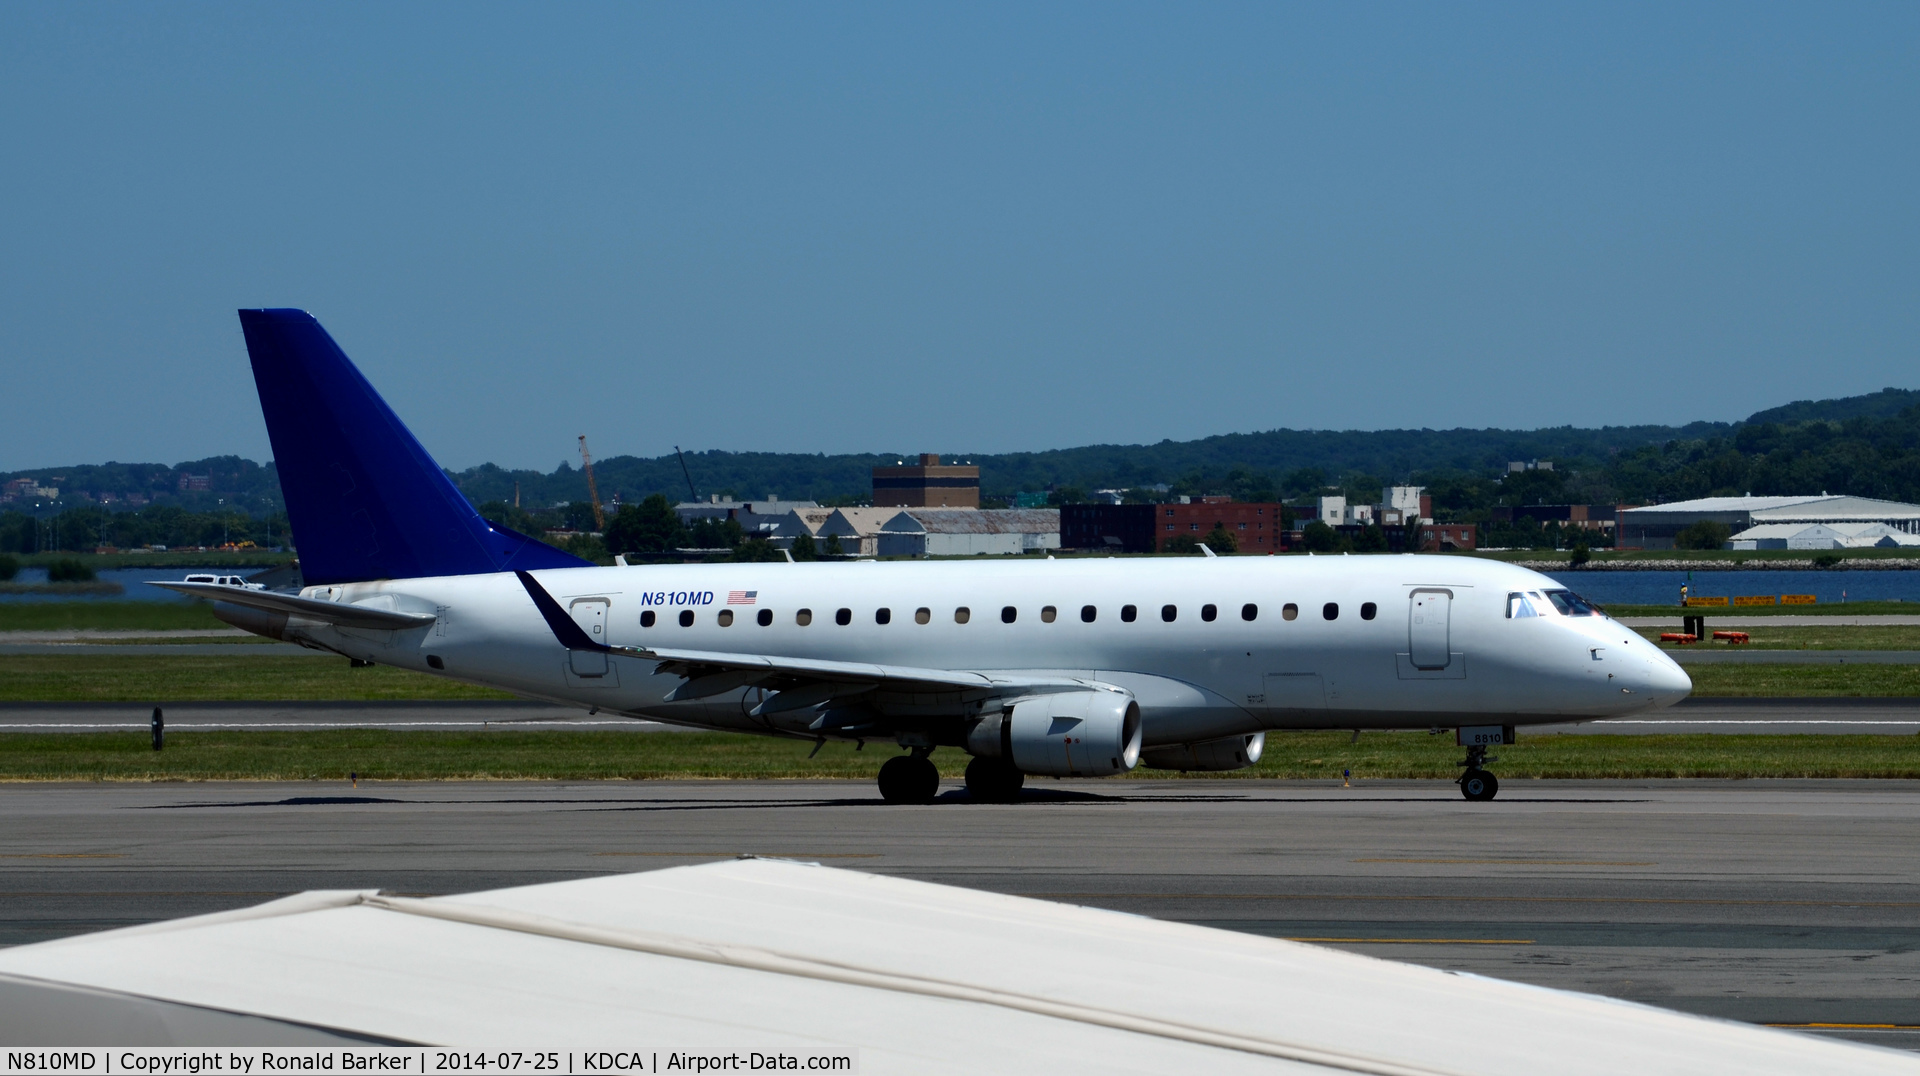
[[578, 435, 606, 531]]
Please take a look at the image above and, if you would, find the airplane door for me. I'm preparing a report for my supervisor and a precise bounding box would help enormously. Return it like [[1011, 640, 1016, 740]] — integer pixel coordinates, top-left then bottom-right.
[[568, 598, 610, 677], [1408, 589, 1451, 670]]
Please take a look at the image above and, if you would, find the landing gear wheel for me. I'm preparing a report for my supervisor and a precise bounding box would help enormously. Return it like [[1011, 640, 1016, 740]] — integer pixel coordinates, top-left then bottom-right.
[[964, 756, 1025, 802], [878, 754, 939, 804], [1460, 768, 1498, 801]]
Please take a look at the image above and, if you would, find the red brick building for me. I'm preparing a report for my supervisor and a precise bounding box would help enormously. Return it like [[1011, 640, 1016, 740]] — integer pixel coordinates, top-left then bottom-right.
[[1418, 522, 1478, 551], [1156, 499, 1289, 552]]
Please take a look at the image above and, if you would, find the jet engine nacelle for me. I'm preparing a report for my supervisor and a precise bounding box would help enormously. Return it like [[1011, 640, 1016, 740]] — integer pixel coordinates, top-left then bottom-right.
[[1139, 732, 1266, 772], [967, 690, 1142, 777]]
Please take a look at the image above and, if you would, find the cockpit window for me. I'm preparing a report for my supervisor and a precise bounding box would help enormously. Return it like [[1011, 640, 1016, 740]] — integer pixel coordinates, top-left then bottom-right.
[[1506, 592, 1539, 619], [1542, 589, 1602, 616]]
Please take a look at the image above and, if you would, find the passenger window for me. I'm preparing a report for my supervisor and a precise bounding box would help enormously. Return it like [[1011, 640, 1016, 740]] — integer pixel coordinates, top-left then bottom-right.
[[718, 609, 734, 627], [835, 608, 852, 626], [1361, 602, 1377, 621], [955, 607, 971, 624], [915, 607, 931, 624], [1081, 605, 1097, 623], [1282, 603, 1298, 621], [1241, 603, 1258, 622], [1201, 604, 1217, 622], [1161, 605, 1177, 622], [796, 608, 813, 626], [757, 609, 773, 627], [640, 610, 656, 628], [1041, 606, 1057, 623], [1322, 603, 1339, 621], [1121, 604, 1138, 622], [678, 610, 695, 627], [1001, 606, 1017, 624], [875, 608, 891, 625]]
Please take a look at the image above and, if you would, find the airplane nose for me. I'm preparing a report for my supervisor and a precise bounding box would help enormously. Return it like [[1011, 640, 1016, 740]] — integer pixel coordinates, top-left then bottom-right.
[[1642, 651, 1692, 709]]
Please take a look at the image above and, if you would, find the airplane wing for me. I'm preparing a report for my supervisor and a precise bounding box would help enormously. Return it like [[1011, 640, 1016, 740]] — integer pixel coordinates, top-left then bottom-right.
[[514, 571, 1097, 709], [151, 581, 439, 630]]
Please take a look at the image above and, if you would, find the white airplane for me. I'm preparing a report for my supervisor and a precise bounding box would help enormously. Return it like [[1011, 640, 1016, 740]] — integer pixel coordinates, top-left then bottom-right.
[[161, 310, 1691, 803]]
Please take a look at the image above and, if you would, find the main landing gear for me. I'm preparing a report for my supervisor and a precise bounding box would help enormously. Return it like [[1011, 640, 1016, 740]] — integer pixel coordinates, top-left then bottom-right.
[[1458, 744, 1500, 802], [877, 749, 940, 804], [964, 756, 1025, 803]]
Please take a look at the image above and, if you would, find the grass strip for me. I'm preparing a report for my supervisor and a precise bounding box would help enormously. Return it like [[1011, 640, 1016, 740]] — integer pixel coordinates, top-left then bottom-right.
[[0, 602, 229, 632], [1638, 625, 1920, 650], [0, 655, 512, 702], [1681, 664, 1920, 696], [3, 729, 1918, 782]]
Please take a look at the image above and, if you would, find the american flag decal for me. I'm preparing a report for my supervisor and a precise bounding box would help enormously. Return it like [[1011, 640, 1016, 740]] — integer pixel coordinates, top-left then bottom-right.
[[727, 590, 758, 605]]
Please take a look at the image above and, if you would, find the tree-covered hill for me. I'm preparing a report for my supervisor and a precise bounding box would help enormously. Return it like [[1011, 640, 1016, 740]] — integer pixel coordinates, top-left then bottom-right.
[[9, 387, 1920, 532]]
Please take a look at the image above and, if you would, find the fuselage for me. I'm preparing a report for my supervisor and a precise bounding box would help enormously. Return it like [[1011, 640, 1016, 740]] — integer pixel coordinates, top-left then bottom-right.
[[255, 553, 1691, 748]]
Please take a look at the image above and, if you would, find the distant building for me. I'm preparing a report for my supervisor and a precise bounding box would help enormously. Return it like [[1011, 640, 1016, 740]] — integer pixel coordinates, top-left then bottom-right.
[[177, 473, 211, 491], [814, 507, 910, 557], [1507, 460, 1554, 473], [1728, 522, 1920, 550], [1419, 523, 1478, 551], [1060, 504, 1157, 553], [675, 495, 819, 540], [1064, 502, 1289, 553], [1488, 504, 1619, 534], [1618, 495, 1920, 550], [872, 454, 979, 508], [2, 477, 60, 502], [878, 509, 1061, 557]]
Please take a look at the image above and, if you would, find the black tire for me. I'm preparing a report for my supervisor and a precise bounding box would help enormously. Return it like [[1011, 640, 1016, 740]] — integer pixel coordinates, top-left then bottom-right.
[[965, 756, 1026, 802], [879, 755, 939, 804], [1460, 769, 1499, 802]]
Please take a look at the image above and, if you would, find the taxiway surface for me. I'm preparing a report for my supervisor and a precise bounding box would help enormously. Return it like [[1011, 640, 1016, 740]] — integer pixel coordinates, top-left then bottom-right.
[[2, 778, 1916, 1051]]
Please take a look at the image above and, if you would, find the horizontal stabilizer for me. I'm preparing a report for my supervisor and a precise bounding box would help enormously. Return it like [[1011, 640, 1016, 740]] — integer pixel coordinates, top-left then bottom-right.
[[152, 582, 438, 630]]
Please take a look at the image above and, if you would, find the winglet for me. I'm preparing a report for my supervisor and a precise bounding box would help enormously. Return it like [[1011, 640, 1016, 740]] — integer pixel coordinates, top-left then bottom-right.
[[515, 571, 609, 652]]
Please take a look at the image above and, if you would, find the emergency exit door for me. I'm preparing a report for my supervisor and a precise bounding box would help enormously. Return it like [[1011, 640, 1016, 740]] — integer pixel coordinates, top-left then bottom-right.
[[568, 598, 610, 677], [1408, 589, 1452, 670]]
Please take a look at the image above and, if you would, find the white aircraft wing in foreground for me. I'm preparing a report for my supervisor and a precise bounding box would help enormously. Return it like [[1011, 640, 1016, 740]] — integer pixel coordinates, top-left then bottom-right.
[[0, 859, 1909, 1074]]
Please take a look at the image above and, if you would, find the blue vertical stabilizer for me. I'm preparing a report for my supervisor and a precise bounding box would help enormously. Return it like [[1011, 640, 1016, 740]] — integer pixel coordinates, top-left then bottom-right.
[[238, 309, 591, 585]]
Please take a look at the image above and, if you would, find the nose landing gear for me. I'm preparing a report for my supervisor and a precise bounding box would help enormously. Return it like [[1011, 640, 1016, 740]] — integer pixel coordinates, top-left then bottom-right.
[[1458, 744, 1499, 801]]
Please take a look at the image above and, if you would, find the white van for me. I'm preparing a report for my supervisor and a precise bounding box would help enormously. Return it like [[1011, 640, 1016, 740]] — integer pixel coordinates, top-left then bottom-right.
[[181, 573, 265, 590]]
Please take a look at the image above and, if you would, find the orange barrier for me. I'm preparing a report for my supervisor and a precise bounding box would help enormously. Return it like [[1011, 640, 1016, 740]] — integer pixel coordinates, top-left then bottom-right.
[[1711, 631, 1750, 645], [1782, 594, 1817, 605], [1659, 633, 1699, 644], [1684, 596, 1730, 607], [1733, 595, 1776, 606]]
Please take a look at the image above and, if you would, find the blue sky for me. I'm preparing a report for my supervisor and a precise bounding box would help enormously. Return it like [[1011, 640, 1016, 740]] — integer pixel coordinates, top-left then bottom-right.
[[3, 3, 1916, 471]]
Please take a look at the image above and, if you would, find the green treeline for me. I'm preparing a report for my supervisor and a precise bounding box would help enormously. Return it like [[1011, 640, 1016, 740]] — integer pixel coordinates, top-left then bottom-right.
[[8, 387, 1920, 557], [0, 504, 291, 554]]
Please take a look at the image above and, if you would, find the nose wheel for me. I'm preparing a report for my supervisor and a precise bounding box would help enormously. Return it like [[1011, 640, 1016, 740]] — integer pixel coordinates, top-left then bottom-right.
[[878, 750, 940, 804], [1458, 744, 1500, 801]]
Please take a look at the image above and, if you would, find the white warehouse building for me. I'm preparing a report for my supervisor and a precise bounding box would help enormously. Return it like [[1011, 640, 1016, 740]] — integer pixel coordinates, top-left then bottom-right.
[[1618, 494, 1920, 550], [877, 508, 1062, 557]]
